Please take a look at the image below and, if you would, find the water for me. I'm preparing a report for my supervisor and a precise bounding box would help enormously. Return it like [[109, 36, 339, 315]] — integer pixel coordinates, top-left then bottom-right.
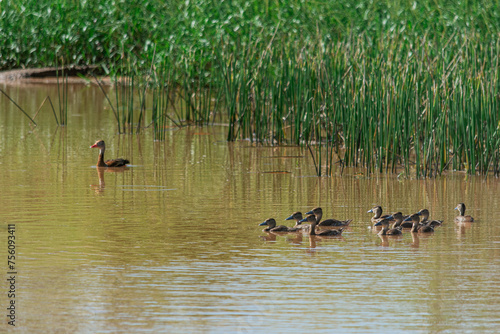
[[1, 83, 499, 333]]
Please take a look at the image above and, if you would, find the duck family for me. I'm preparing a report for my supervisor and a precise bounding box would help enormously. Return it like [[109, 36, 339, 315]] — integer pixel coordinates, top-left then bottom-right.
[[259, 204, 475, 240], [259, 207, 349, 237]]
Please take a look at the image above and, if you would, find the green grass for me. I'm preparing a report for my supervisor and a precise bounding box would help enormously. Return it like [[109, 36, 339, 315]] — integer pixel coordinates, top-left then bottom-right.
[[1, 0, 500, 176]]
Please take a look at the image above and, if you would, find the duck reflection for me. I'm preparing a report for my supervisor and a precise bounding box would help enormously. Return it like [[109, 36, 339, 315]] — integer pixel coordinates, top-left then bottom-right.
[[378, 234, 389, 247], [308, 235, 317, 249], [455, 222, 473, 239], [285, 233, 303, 245], [91, 167, 106, 194], [410, 232, 420, 248], [259, 233, 277, 242], [91, 166, 129, 194]]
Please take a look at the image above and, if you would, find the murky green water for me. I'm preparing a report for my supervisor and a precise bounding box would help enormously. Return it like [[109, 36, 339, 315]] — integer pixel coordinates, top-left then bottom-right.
[[1, 83, 499, 333]]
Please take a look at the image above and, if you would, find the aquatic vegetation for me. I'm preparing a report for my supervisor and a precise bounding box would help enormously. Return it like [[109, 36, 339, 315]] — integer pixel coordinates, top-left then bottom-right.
[[1, 0, 499, 177], [0, 89, 37, 126], [55, 63, 68, 126], [213, 35, 500, 177]]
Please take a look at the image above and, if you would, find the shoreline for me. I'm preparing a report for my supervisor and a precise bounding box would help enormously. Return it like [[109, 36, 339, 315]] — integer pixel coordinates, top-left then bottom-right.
[[0, 65, 107, 85]]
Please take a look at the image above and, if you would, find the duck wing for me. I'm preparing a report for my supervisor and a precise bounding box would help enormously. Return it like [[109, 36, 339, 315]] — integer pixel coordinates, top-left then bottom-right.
[[105, 158, 130, 167]]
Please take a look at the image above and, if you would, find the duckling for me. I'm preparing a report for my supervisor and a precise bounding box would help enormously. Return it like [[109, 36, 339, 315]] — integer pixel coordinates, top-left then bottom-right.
[[300, 215, 344, 236], [400, 213, 417, 228], [378, 218, 403, 236], [417, 209, 443, 227], [306, 207, 352, 227], [454, 203, 474, 223], [374, 211, 406, 227], [285, 212, 309, 230], [390, 212, 406, 228], [401, 210, 430, 228], [259, 218, 300, 233], [408, 214, 434, 233], [368, 206, 392, 225]]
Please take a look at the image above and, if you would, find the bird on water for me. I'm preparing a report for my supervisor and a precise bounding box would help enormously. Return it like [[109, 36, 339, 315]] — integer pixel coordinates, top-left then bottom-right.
[[90, 140, 129, 167]]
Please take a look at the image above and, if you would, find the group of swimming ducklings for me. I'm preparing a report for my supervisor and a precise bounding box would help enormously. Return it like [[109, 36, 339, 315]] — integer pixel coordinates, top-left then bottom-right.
[[259, 203, 474, 237]]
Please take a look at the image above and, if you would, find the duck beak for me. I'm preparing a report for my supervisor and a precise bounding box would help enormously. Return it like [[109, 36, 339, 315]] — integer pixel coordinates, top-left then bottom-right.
[[285, 215, 294, 221], [259, 221, 268, 226], [373, 221, 382, 226], [367, 209, 373, 213], [305, 210, 313, 215], [90, 144, 98, 148], [386, 215, 393, 220], [298, 217, 308, 223]]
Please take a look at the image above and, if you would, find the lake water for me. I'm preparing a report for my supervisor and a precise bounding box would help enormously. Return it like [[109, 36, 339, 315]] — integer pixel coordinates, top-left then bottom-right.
[[1, 82, 499, 333]]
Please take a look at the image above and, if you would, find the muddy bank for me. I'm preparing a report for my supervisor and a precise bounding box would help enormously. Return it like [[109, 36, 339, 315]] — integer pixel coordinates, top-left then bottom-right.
[[0, 65, 107, 84]]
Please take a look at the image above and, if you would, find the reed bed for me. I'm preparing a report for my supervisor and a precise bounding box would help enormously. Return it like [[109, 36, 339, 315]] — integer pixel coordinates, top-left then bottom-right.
[[213, 35, 500, 177], [2, 0, 500, 177]]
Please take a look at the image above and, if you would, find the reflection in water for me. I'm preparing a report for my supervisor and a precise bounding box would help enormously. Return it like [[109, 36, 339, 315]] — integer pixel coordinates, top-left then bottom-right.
[[378, 234, 389, 247], [0, 83, 498, 333], [308, 235, 317, 249], [455, 222, 474, 239], [259, 233, 277, 242], [91, 167, 106, 194], [91, 166, 130, 194], [285, 233, 303, 245], [410, 232, 420, 248]]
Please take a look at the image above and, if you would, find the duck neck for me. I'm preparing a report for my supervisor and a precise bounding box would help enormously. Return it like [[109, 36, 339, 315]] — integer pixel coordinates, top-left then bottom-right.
[[97, 148, 107, 167], [309, 221, 317, 235], [411, 222, 419, 233], [378, 226, 388, 236], [315, 212, 323, 224]]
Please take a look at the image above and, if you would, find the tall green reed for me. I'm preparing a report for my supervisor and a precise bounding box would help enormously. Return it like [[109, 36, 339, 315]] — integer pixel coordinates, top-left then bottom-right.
[[212, 34, 500, 177]]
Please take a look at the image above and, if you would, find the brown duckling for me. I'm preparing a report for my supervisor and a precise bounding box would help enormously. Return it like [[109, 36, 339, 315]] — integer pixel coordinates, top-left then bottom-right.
[[300, 215, 344, 236], [417, 209, 443, 227], [259, 218, 300, 233], [408, 214, 434, 233], [400, 212, 417, 228], [306, 207, 352, 227], [391, 212, 408, 227], [378, 218, 403, 236], [285, 212, 309, 230], [454, 203, 474, 223], [368, 206, 392, 225], [90, 140, 129, 167]]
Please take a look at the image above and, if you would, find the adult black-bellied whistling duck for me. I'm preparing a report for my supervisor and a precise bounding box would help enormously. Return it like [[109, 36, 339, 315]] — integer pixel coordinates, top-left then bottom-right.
[[306, 207, 352, 227], [90, 140, 129, 167]]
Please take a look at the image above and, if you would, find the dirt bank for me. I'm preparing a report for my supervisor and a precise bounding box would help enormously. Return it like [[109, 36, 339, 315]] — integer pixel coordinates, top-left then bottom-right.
[[0, 65, 106, 84]]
